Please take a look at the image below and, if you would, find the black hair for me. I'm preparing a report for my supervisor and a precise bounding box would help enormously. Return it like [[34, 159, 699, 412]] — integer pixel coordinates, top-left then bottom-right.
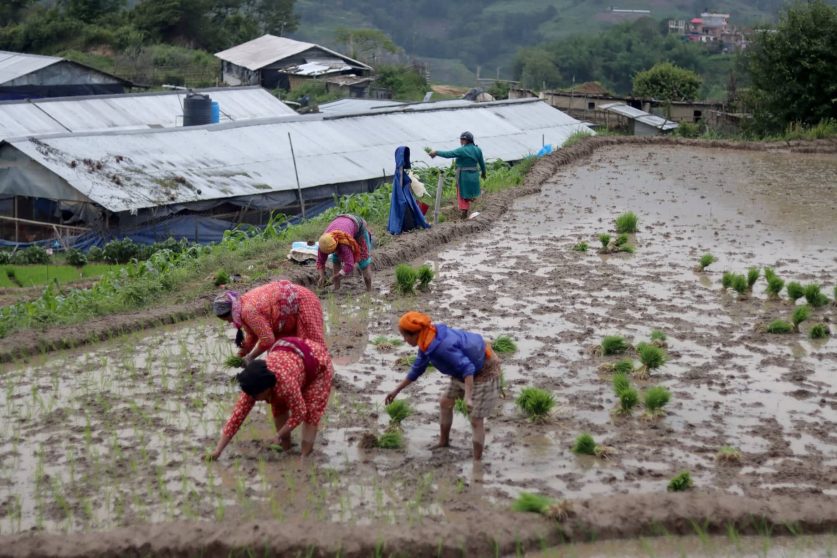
[[236, 360, 276, 396], [234, 328, 245, 348]]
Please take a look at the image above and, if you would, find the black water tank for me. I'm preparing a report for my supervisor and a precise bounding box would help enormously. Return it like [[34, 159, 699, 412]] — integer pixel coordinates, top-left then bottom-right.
[[183, 92, 212, 126]]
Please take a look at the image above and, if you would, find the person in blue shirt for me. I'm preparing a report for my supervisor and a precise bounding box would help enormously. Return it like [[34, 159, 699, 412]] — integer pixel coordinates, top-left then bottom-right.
[[385, 311, 501, 461]]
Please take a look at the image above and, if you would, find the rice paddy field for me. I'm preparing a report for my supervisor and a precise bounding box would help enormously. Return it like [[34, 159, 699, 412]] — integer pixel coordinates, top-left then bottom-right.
[[0, 144, 835, 556]]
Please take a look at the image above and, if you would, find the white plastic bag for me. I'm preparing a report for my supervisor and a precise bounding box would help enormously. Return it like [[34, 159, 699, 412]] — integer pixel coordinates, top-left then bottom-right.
[[407, 170, 428, 198]]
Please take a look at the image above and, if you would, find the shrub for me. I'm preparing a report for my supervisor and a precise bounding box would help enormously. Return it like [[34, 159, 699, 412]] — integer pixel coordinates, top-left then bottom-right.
[[214, 270, 230, 287], [0, 251, 10, 265], [87, 246, 104, 261], [395, 264, 417, 295], [791, 305, 811, 330], [809, 323, 830, 339], [802, 283, 829, 307], [385, 400, 412, 424], [416, 264, 434, 290], [697, 253, 716, 271], [377, 430, 404, 449], [102, 238, 142, 264], [786, 281, 804, 302], [65, 249, 88, 268], [14, 245, 50, 265], [600, 335, 629, 356], [765, 320, 793, 334], [572, 433, 596, 455], [746, 267, 760, 290], [515, 387, 555, 421], [614, 212, 638, 233], [667, 471, 693, 492], [643, 386, 671, 416], [572, 242, 588, 252], [492, 335, 517, 354]]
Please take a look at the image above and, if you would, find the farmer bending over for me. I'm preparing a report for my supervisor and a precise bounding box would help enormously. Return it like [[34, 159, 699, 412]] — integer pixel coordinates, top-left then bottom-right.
[[384, 311, 500, 461], [208, 337, 333, 460], [316, 213, 373, 292]]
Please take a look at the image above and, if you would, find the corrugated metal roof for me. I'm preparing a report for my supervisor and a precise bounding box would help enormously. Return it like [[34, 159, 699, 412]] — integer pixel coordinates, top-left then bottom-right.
[[600, 102, 678, 131], [2, 99, 592, 213], [0, 87, 297, 139], [215, 34, 371, 72], [0, 51, 62, 85], [319, 99, 404, 115]]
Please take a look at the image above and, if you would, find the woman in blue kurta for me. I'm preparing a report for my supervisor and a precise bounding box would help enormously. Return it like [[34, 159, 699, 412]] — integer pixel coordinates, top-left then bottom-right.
[[384, 311, 501, 461], [387, 146, 430, 235], [429, 131, 487, 219]]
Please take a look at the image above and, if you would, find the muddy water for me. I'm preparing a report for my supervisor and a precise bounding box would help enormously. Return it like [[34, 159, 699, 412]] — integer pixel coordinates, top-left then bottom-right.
[[0, 146, 835, 552]]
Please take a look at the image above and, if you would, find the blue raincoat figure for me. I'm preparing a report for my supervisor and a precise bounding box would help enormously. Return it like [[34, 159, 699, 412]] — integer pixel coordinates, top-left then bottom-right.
[[387, 146, 430, 235]]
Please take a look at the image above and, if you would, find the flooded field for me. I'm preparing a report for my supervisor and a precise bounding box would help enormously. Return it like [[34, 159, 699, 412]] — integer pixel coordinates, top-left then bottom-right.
[[1, 145, 835, 555]]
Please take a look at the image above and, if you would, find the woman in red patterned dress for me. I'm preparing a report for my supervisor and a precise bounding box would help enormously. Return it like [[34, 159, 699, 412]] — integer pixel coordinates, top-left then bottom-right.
[[213, 280, 326, 366], [207, 337, 333, 459]]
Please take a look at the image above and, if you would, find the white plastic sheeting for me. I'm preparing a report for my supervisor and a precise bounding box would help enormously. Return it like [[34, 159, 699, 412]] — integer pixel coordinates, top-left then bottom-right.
[[0, 87, 296, 139], [0, 99, 592, 213], [215, 35, 370, 72], [600, 102, 678, 132]]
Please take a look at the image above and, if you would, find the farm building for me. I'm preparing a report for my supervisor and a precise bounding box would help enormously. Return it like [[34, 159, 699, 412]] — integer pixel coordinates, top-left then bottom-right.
[[0, 50, 132, 101], [0, 87, 297, 140], [600, 102, 678, 136], [0, 99, 592, 243], [215, 35, 373, 93]]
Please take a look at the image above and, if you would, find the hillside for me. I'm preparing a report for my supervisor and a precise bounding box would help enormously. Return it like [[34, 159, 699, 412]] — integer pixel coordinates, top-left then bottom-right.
[[291, 0, 795, 84]]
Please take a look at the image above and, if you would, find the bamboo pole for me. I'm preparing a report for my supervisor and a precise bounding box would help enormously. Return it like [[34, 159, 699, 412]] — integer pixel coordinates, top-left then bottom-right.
[[288, 132, 306, 219]]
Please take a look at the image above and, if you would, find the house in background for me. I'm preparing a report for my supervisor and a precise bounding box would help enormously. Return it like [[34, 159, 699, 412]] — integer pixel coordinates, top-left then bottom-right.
[[0, 51, 133, 101], [215, 35, 373, 93]]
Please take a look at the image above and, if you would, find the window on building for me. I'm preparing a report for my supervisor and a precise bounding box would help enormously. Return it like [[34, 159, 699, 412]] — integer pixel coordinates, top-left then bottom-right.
[[587, 101, 595, 110], [693, 110, 702, 123]]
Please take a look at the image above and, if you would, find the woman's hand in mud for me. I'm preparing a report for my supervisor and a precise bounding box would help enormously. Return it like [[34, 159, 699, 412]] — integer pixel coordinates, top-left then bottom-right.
[[317, 269, 327, 289], [205, 450, 221, 462], [384, 390, 399, 405], [275, 434, 292, 452]]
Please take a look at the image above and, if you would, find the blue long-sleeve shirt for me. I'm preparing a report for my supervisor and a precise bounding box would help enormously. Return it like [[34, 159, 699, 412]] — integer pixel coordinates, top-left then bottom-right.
[[406, 323, 487, 382]]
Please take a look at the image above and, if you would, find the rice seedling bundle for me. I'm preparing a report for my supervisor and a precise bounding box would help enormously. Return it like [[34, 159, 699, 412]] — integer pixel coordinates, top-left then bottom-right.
[[572, 242, 588, 252], [492, 335, 518, 354], [214, 270, 230, 287], [612, 372, 631, 394], [667, 471, 693, 492], [377, 430, 404, 449], [731, 274, 748, 295], [615, 211, 638, 233], [791, 305, 811, 330], [698, 254, 716, 270], [615, 233, 629, 246], [572, 433, 597, 455], [385, 400, 412, 424], [765, 272, 785, 298], [454, 398, 469, 417], [715, 446, 742, 464], [515, 387, 555, 421], [416, 265, 434, 290], [643, 386, 671, 416], [600, 335, 629, 355], [650, 330, 667, 342], [225, 355, 245, 368], [636, 342, 667, 370], [612, 358, 635, 375], [395, 264, 417, 295], [598, 233, 611, 249], [721, 271, 733, 289], [786, 281, 804, 302], [512, 492, 553, 514], [809, 323, 830, 339], [746, 267, 760, 290], [765, 320, 793, 334], [803, 283, 829, 307], [617, 386, 639, 414]]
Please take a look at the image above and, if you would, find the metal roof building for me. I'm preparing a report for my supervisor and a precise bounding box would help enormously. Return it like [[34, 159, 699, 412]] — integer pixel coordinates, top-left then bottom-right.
[[0, 50, 132, 100], [318, 98, 403, 115], [0, 98, 591, 238], [600, 102, 678, 135], [216, 35, 372, 90], [0, 87, 297, 140]]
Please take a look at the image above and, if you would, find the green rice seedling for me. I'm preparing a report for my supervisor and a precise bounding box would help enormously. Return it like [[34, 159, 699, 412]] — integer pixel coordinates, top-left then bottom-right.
[[650, 330, 666, 342], [721, 271, 734, 289], [396, 354, 417, 368], [385, 400, 412, 425], [715, 446, 742, 464], [643, 386, 671, 418], [697, 253, 717, 271], [765, 271, 785, 299], [600, 335, 629, 356], [512, 492, 552, 514], [572, 242, 588, 252], [618, 243, 635, 254], [764, 320, 793, 334], [612, 371, 631, 394], [394, 264, 417, 295], [802, 283, 829, 307], [377, 430, 404, 450], [731, 274, 748, 296], [454, 398, 469, 417], [598, 233, 611, 250], [492, 335, 517, 354], [416, 264, 434, 290], [616, 386, 639, 415], [791, 305, 811, 331], [809, 323, 830, 339], [214, 270, 230, 287], [606, 358, 634, 375], [572, 433, 597, 455], [667, 471, 693, 492], [224, 355, 245, 368], [746, 267, 760, 290], [615, 211, 638, 233], [515, 387, 555, 422], [615, 233, 629, 246], [635, 342, 667, 379], [786, 281, 804, 302]]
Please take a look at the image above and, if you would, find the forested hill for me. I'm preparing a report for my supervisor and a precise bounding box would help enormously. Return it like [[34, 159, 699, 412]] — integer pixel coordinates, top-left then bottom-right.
[[292, 0, 799, 83]]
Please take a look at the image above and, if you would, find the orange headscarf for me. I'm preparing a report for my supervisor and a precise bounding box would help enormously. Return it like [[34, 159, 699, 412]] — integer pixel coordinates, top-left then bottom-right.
[[325, 230, 360, 260], [398, 311, 436, 352]]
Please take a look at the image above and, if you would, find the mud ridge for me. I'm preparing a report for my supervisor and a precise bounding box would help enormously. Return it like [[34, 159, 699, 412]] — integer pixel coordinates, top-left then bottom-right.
[[2, 136, 834, 362], [1, 493, 833, 557]]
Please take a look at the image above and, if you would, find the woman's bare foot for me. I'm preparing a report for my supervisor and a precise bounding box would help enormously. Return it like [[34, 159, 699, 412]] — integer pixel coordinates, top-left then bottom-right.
[[429, 441, 451, 450]]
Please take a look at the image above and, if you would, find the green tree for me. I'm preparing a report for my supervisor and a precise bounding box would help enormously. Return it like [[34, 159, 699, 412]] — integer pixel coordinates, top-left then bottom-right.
[[516, 47, 561, 91], [334, 27, 398, 64], [632, 62, 702, 101], [0, 0, 35, 26], [745, 0, 837, 133], [256, 0, 299, 36], [62, 0, 125, 23]]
